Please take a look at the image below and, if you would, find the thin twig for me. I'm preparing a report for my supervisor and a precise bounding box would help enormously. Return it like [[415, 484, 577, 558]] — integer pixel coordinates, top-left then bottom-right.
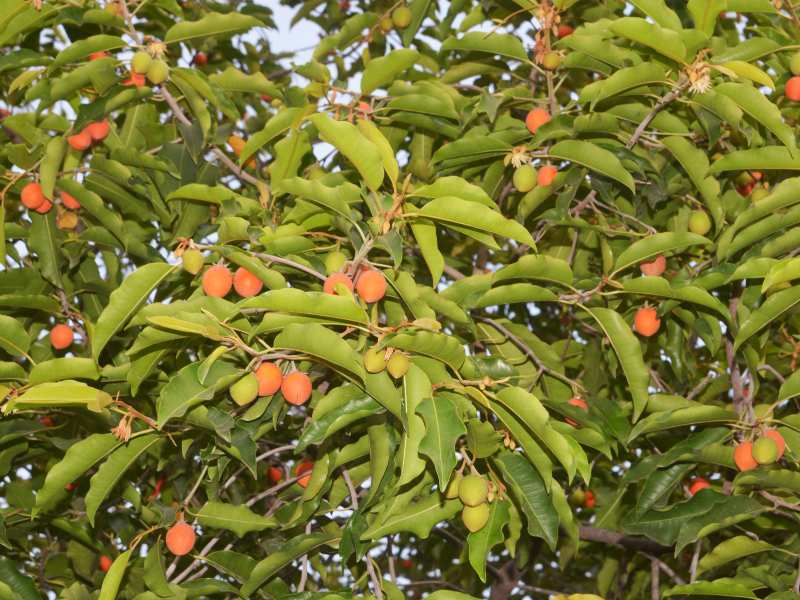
[[651, 558, 660, 600], [689, 540, 701, 583], [343, 468, 383, 600], [626, 79, 689, 150]]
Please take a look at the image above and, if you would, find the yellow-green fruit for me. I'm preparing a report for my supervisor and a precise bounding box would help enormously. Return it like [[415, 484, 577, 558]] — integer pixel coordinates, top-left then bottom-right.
[[445, 473, 462, 499], [791, 52, 800, 76], [230, 373, 259, 406], [688, 209, 711, 236], [513, 164, 537, 192], [363, 347, 386, 373], [325, 251, 347, 275], [568, 489, 586, 507], [146, 60, 169, 84], [386, 353, 410, 379], [132, 51, 152, 74], [750, 187, 769, 203], [753, 436, 778, 464], [542, 51, 561, 70], [735, 171, 754, 187], [392, 6, 412, 28], [379, 16, 394, 32], [459, 474, 489, 507], [462, 503, 490, 532], [181, 249, 204, 275]]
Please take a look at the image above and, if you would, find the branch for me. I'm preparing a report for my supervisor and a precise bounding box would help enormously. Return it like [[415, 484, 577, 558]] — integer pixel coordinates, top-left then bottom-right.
[[579, 526, 672, 554], [342, 469, 384, 600], [626, 79, 689, 150]]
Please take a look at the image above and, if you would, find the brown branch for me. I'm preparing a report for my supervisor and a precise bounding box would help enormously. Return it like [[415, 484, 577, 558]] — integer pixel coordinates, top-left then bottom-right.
[[626, 79, 689, 150], [343, 468, 384, 600], [579, 526, 672, 554]]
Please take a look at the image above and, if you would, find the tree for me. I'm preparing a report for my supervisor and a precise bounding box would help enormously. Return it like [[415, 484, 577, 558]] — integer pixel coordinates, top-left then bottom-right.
[[1, 0, 800, 597]]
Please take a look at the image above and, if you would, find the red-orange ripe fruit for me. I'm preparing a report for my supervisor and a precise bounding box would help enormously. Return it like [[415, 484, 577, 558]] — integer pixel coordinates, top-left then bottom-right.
[[50, 324, 74, 350], [282, 371, 312, 405], [60, 191, 81, 210], [99, 555, 113, 572], [634, 307, 660, 337], [149, 475, 166, 500], [193, 52, 208, 66], [85, 120, 110, 141], [356, 270, 387, 303], [166, 521, 196, 556], [65, 482, 76, 491], [202, 265, 233, 297], [123, 72, 146, 87], [20, 182, 45, 209], [584, 490, 596, 509], [267, 466, 283, 484], [557, 24, 574, 38], [786, 76, 800, 101], [640, 255, 666, 277], [688, 477, 710, 495], [255, 362, 283, 396], [89, 51, 108, 60], [764, 429, 786, 460], [35, 199, 53, 214], [233, 267, 263, 297], [734, 441, 758, 472], [525, 108, 551, 134], [67, 131, 92, 151], [323, 272, 354, 295], [537, 165, 558, 186], [566, 397, 588, 427], [294, 461, 314, 488], [751, 171, 763, 181]]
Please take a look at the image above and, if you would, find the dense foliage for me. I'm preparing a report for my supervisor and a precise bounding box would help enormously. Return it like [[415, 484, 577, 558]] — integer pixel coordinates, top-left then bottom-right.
[[3, 0, 800, 598]]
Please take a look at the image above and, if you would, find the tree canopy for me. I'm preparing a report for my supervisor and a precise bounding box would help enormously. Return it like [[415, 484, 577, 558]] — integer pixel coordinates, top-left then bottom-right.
[[2, 0, 800, 598]]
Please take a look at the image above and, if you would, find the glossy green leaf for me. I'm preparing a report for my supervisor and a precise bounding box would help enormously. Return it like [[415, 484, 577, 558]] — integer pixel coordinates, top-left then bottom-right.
[[548, 140, 635, 193], [417, 395, 466, 489], [165, 12, 262, 43], [195, 501, 278, 537]]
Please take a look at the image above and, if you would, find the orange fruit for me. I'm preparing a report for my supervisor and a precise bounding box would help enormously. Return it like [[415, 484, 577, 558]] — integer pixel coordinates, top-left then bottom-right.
[[786, 76, 800, 101], [85, 120, 110, 141], [634, 307, 660, 337], [281, 371, 312, 405], [67, 131, 92, 151], [194, 52, 208, 66], [267, 466, 283, 484], [584, 490, 596, 509], [640, 255, 666, 277], [356, 269, 386, 303], [35, 199, 53, 214], [89, 51, 108, 60], [20, 182, 45, 209], [233, 267, 263, 297], [50, 324, 74, 350], [99, 555, 113, 572], [566, 397, 588, 427], [557, 24, 574, 37], [60, 191, 81, 209], [123, 72, 146, 87], [202, 265, 233, 297], [525, 108, 550, 134], [294, 461, 314, 487], [734, 441, 758, 471], [688, 477, 710, 495], [323, 272, 354, 295], [255, 362, 282, 396], [165, 521, 196, 556], [763, 429, 786, 460], [537, 165, 558, 186]]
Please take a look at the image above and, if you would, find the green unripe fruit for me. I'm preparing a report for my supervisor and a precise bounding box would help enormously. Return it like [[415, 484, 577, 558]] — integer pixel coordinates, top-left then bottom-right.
[[445, 473, 462, 499], [379, 16, 394, 32], [146, 59, 169, 84], [791, 52, 800, 76], [568, 489, 586, 507], [230, 373, 259, 406], [181, 249, 204, 275], [392, 6, 412, 28], [735, 171, 754, 187], [541, 51, 561, 70], [459, 474, 488, 507], [132, 51, 152, 74], [753, 436, 778, 464], [513, 164, 537, 192], [688, 210, 711, 236], [386, 352, 410, 379], [462, 503, 490, 532], [750, 187, 769, 203], [363, 347, 387, 373], [325, 251, 347, 275]]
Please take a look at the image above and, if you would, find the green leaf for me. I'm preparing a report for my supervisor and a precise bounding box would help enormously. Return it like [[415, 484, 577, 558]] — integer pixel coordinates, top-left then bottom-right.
[[494, 452, 559, 550], [241, 533, 337, 596], [622, 277, 730, 320], [51, 35, 125, 69], [609, 17, 687, 63], [623, 491, 726, 545], [0, 559, 40, 600], [274, 177, 355, 219], [579, 62, 667, 107], [39, 136, 66, 201], [92, 262, 176, 361], [664, 582, 757, 598], [274, 323, 366, 382], [720, 60, 775, 89], [361, 48, 419, 94], [166, 183, 234, 204], [414, 197, 536, 247], [0, 315, 30, 358], [696, 535, 772, 576], [98, 550, 132, 600], [361, 494, 462, 539], [195, 501, 278, 537], [612, 232, 711, 275], [208, 67, 279, 96], [675, 495, 765, 552], [29, 358, 100, 385], [663, 136, 722, 228], [475, 283, 558, 307], [493, 254, 573, 287], [548, 140, 635, 193], [734, 285, 800, 350], [156, 361, 239, 427], [308, 113, 384, 192], [441, 31, 528, 62], [85, 433, 161, 525], [467, 500, 510, 582], [583, 307, 650, 420], [240, 108, 304, 165], [411, 221, 444, 283], [710, 146, 800, 172], [715, 83, 796, 151], [165, 12, 262, 43], [629, 0, 682, 30], [201, 550, 256, 583], [241, 288, 367, 324], [34, 433, 119, 516], [357, 118, 399, 188], [687, 0, 727, 36], [387, 330, 466, 371], [4, 380, 112, 414], [298, 394, 380, 451], [416, 395, 466, 489], [628, 406, 737, 441], [143, 540, 171, 597]]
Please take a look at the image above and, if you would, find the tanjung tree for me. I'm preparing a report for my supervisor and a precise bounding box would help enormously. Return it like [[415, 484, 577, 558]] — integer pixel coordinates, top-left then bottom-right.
[[3, 0, 800, 598]]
